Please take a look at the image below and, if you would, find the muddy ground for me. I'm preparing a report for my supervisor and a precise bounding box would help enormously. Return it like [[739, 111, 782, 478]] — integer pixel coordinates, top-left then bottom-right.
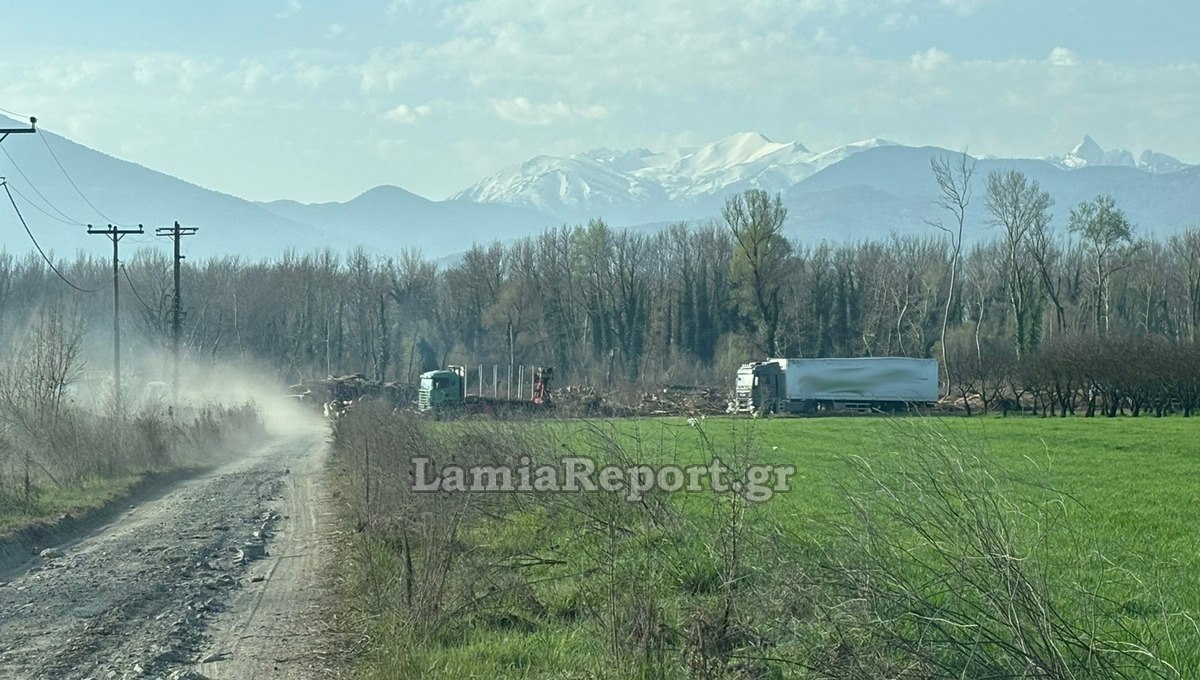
[[0, 424, 336, 680]]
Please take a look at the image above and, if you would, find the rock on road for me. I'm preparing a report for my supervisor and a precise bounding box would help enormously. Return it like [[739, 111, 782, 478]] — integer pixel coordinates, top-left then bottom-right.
[[0, 423, 337, 679]]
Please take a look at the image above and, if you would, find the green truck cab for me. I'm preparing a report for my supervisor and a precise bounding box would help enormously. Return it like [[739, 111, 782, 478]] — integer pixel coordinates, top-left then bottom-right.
[[417, 368, 464, 411]]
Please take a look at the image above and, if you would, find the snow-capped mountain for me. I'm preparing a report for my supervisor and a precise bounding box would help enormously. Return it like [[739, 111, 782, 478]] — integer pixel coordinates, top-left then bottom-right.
[[1053, 135, 1189, 173], [451, 154, 669, 218], [1137, 149, 1191, 174], [453, 132, 898, 220], [638, 132, 811, 198], [456, 132, 1194, 227]]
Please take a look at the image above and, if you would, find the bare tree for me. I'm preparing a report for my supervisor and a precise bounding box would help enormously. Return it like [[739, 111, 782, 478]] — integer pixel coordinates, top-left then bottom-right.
[[929, 152, 977, 393], [1026, 217, 1071, 335], [0, 306, 85, 503], [1170, 228, 1200, 342]]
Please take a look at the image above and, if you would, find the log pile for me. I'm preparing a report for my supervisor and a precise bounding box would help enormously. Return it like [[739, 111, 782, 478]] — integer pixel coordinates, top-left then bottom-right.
[[289, 374, 416, 416], [549, 385, 730, 417]]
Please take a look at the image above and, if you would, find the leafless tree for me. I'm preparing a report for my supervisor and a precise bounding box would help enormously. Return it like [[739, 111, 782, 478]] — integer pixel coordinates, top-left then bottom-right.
[[929, 152, 977, 394]]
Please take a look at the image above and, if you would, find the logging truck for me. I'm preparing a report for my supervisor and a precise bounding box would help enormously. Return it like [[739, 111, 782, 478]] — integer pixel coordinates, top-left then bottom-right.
[[417, 365, 553, 415]]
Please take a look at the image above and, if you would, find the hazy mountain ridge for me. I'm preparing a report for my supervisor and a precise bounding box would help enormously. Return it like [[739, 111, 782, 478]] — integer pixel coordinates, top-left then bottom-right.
[[0, 115, 329, 260], [456, 132, 1193, 235], [0, 115, 558, 259], [783, 145, 1200, 242], [0, 115, 1195, 259]]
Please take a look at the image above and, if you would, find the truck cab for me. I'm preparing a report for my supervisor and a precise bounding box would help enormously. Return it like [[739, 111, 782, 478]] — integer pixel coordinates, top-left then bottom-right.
[[734, 361, 785, 414], [417, 367, 465, 411]]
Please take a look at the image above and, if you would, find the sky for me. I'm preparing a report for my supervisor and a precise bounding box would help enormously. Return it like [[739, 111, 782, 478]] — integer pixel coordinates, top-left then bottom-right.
[[1, 0, 1198, 203]]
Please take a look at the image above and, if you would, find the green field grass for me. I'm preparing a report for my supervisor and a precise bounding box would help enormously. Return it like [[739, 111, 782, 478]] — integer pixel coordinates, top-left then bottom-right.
[[341, 415, 1200, 679], [0, 474, 141, 536]]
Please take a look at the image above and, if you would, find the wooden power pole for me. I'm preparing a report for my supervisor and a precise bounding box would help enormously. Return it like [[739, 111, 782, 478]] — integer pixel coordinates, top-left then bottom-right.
[[155, 222, 197, 400], [88, 223, 145, 412]]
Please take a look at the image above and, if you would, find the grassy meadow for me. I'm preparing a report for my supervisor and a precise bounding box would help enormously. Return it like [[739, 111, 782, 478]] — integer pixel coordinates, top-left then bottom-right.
[[334, 413, 1200, 679]]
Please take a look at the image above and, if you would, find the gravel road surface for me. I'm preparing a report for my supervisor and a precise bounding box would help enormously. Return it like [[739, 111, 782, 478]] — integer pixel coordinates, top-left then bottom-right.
[[0, 423, 335, 680]]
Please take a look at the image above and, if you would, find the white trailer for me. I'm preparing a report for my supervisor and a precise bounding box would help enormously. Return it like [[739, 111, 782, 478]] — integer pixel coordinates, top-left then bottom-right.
[[733, 357, 939, 414]]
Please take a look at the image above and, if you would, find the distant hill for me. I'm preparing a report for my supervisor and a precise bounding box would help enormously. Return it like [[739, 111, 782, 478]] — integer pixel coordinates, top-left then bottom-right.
[[256, 185, 557, 256], [0, 117, 1194, 261], [0, 115, 330, 260], [784, 145, 1200, 242], [0, 116, 556, 260]]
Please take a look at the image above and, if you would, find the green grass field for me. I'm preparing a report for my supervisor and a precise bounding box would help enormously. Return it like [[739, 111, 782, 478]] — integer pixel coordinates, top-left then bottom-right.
[[0, 474, 142, 536], [340, 415, 1200, 679]]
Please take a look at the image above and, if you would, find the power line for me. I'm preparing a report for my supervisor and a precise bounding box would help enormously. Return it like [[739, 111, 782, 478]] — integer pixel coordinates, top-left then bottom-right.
[[121, 263, 157, 315], [1, 181, 104, 293], [0, 144, 86, 225], [4, 182, 87, 226], [39, 131, 127, 227], [0, 105, 31, 119]]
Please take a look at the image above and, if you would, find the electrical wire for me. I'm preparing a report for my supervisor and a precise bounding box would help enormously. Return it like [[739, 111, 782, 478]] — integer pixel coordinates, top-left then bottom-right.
[[39, 131, 131, 227], [0, 144, 87, 225], [3, 182, 87, 226], [0, 105, 31, 119], [2, 181, 104, 293], [4, 111, 163, 244], [121, 263, 158, 314]]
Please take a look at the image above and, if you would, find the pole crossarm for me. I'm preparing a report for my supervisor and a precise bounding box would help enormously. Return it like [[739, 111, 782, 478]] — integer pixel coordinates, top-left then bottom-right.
[[87, 223, 145, 237], [0, 116, 36, 144]]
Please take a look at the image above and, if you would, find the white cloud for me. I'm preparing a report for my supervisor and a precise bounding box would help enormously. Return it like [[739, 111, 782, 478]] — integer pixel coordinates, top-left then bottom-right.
[[490, 97, 608, 125], [909, 47, 950, 71], [1049, 47, 1077, 67], [292, 61, 333, 89], [327, 23, 345, 37], [382, 103, 432, 124], [229, 59, 269, 93], [358, 50, 418, 93], [132, 56, 172, 85]]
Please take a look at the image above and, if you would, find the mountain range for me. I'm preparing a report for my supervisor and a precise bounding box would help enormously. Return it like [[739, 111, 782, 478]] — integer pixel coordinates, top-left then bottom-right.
[[0, 115, 1195, 260]]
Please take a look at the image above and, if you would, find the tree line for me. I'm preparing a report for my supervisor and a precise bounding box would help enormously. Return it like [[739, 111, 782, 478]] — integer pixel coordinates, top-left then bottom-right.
[[2, 159, 1199, 409]]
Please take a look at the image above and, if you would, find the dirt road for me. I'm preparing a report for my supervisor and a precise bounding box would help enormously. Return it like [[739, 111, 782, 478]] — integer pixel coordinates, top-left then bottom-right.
[[0, 423, 336, 679]]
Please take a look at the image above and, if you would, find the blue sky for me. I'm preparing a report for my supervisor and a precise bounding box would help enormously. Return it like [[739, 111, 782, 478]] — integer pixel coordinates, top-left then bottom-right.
[[2, 0, 1197, 202]]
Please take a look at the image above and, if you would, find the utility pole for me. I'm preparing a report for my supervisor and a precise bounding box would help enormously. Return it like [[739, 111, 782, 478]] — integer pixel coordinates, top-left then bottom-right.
[[155, 222, 198, 400], [0, 116, 36, 145], [88, 223, 145, 412]]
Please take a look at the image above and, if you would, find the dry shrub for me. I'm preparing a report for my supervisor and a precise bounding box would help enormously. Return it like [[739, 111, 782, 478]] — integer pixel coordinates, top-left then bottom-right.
[[0, 307, 266, 511]]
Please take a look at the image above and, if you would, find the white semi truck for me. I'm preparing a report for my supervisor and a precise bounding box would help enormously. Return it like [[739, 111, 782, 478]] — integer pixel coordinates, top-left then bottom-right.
[[733, 357, 939, 414]]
